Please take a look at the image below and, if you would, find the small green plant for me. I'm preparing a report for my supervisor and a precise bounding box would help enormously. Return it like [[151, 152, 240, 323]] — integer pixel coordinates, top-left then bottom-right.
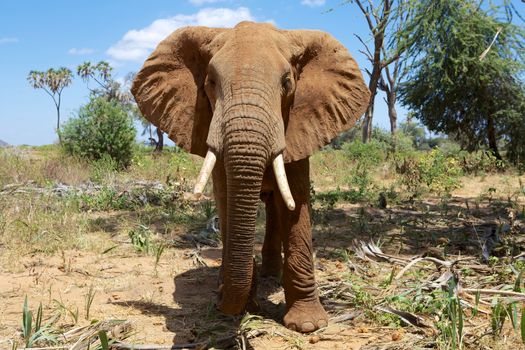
[[201, 199, 216, 220], [491, 299, 507, 338], [85, 285, 96, 320], [239, 313, 264, 334], [22, 296, 34, 346], [52, 299, 79, 324], [129, 225, 152, 253], [21, 297, 58, 347], [78, 187, 129, 211], [153, 243, 166, 275], [433, 281, 464, 350]]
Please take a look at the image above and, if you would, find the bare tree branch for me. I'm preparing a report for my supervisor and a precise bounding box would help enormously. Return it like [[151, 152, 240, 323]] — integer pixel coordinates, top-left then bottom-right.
[[354, 33, 374, 60]]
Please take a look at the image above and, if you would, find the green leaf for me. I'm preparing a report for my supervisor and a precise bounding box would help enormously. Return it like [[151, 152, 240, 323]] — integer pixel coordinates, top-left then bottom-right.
[[521, 306, 525, 344], [35, 302, 43, 332], [98, 330, 109, 350], [22, 296, 32, 345], [515, 269, 524, 292]]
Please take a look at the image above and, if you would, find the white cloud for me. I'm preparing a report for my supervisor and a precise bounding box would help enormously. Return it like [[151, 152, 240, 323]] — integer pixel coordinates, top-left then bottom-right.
[[107, 7, 254, 62], [301, 0, 326, 7], [68, 47, 95, 55], [190, 0, 227, 6], [0, 37, 18, 44]]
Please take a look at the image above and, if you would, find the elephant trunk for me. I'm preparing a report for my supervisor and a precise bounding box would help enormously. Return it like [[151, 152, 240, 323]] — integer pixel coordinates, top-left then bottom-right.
[[217, 109, 270, 314]]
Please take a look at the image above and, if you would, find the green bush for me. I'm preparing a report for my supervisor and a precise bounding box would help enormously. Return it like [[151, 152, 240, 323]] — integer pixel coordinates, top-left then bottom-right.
[[61, 97, 136, 168], [372, 128, 415, 154], [342, 140, 386, 197], [342, 139, 385, 167], [456, 150, 506, 175], [396, 149, 463, 200]]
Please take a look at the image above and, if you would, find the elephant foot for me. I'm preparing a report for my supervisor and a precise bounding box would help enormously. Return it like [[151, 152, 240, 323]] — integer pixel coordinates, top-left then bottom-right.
[[283, 299, 328, 333]]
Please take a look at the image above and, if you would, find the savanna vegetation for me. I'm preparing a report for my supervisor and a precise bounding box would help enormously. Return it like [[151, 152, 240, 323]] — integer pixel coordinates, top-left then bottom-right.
[[1, 0, 524, 349], [1, 129, 524, 349]]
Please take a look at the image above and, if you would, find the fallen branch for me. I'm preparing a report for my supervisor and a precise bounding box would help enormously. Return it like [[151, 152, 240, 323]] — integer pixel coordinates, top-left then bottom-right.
[[375, 305, 431, 328], [395, 257, 453, 280], [462, 288, 525, 299], [329, 311, 362, 323], [351, 240, 408, 264]]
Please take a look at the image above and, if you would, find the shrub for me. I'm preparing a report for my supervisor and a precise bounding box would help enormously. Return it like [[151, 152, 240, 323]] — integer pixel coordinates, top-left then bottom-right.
[[457, 150, 506, 175], [90, 155, 118, 184], [61, 97, 136, 168], [342, 139, 385, 167], [343, 140, 386, 197], [372, 128, 415, 154], [396, 149, 463, 200]]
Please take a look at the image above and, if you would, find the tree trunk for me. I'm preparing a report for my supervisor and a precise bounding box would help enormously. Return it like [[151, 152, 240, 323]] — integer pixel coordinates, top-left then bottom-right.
[[355, 0, 391, 143], [361, 35, 384, 143], [487, 115, 502, 160], [155, 128, 164, 152], [388, 90, 397, 134], [362, 103, 374, 142], [56, 104, 62, 144]]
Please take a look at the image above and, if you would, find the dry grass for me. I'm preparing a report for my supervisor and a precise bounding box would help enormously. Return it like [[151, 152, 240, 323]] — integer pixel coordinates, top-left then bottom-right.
[[0, 194, 89, 271], [0, 146, 91, 186]]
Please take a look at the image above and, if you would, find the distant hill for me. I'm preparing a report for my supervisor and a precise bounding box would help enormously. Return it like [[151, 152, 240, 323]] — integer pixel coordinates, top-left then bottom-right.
[[0, 139, 8, 147]]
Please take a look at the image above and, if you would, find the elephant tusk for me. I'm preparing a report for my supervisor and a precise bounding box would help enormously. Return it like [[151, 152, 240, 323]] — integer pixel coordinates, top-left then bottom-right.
[[272, 154, 296, 211], [194, 150, 216, 198]]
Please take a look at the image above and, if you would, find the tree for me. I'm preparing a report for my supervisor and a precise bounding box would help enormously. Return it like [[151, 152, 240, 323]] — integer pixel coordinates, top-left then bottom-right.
[[398, 0, 524, 161], [27, 67, 73, 142], [61, 97, 136, 168], [378, 0, 412, 134], [344, 0, 411, 142], [499, 80, 525, 165], [352, 0, 393, 142], [78, 63, 164, 151], [77, 61, 131, 104]]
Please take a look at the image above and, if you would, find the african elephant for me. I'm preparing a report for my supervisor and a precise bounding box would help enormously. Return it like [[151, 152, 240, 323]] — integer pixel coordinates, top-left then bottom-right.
[[132, 21, 369, 333]]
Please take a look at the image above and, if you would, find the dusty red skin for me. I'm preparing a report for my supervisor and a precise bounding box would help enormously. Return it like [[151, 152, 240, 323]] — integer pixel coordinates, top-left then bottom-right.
[[132, 21, 370, 333]]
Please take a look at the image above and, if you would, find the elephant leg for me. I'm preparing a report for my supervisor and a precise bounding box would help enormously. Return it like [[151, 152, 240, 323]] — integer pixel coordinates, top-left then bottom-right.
[[261, 192, 283, 278], [276, 158, 328, 333]]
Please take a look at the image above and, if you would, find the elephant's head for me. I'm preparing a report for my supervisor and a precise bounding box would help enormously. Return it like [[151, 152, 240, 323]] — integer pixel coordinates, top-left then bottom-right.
[[132, 21, 369, 314]]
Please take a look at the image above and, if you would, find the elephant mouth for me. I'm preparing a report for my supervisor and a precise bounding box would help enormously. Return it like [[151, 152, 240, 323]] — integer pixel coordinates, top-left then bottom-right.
[[193, 149, 295, 211]]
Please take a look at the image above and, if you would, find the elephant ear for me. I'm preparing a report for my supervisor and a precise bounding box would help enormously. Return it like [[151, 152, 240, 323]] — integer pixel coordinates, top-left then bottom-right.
[[282, 30, 370, 162], [131, 26, 227, 157]]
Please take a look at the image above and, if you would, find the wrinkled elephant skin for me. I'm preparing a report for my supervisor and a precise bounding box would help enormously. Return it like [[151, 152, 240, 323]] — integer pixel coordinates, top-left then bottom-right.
[[131, 21, 370, 333]]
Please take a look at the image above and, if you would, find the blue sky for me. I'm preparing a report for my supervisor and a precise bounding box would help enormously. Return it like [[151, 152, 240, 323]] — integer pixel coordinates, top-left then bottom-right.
[[0, 0, 406, 146]]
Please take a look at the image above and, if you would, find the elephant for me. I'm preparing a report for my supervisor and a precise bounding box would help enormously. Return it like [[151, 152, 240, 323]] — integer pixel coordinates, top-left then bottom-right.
[[131, 21, 370, 333]]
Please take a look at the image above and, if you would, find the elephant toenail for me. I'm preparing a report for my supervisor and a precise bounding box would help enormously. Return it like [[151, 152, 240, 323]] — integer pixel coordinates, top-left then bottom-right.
[[301, 322, 316, 333], [318, 319, 328, 328], [287, 323, 297, 331]]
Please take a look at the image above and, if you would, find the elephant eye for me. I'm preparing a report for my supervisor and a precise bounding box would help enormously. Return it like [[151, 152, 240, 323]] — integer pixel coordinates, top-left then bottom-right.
[[281, 74, 293, 94]]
